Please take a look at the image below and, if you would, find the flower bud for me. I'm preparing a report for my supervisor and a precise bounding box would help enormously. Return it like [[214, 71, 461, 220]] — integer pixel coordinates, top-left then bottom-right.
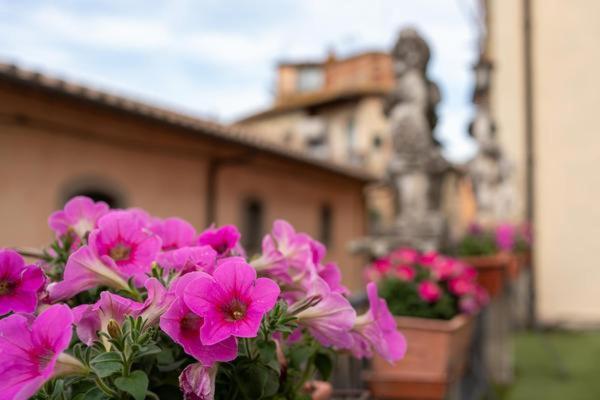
[[107, 319, 121, 339]]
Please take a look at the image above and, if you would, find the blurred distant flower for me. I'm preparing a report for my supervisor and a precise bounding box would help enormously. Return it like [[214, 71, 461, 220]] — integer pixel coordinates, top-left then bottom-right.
[[417, 281, 441, 303], [495, 223, 516, 251], [151, 217, 197, 251]]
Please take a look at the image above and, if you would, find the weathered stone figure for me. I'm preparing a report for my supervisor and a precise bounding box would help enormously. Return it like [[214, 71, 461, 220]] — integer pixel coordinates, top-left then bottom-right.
[[384, 28, 449, 250]]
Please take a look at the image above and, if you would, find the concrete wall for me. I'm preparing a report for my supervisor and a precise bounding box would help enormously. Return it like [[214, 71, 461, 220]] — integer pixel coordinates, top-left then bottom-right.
[[0, 81, 368, 291]]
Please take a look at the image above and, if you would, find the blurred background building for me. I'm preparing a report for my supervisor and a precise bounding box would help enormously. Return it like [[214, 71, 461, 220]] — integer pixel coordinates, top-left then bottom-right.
[[482, 0, 600, 326], [0, 64, 369, 290]]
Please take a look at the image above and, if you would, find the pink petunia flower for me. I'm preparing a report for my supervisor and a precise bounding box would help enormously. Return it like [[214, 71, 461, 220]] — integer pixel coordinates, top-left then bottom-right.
[[151, 217, 197, 251], [184, 258, 280, 345], [160, 273, 237, 365], [179, 363, 216, 400], [294, 276, 356, 348], [156, 246, 217, 275], [197, 225, 243, 257], [251, 220, 313, 283], [418, 281, 442, 303], [495, 223, 516, 251], [317, 262, 350, 296], [90, 210, 162, 280], [0, 304, 86, 400], [390, 248, 420, 265], [448, 276, 476, 297], [395, 264, 416, 282], [0, 249, 45, 315], [73, 290, 143, 346], [47, 245, 130, 302], [136, 278, 176, 326], [349, 282, 406, 363], [48, 196, 109, 239]]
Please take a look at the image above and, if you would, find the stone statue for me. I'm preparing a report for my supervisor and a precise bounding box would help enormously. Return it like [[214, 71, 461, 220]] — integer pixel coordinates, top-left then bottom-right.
[[350, 28, 453, 255]]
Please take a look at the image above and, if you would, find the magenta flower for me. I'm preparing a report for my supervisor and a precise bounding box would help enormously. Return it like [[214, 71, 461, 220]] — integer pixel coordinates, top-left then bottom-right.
[[372, 258, 392, 274], [418, 281, 441, 303], [0, 249, 45, 315], [157, 246, 217, 275], [350, 283, 406, 362], [495, 223, 516, 251], [90, 210, 162, 279], [184, 258, 280, 345], [197, 225, 243, 257], [47, 245, 130, 302], [390, 248, 419, 264], [179, 363, 216, 400], [73, 290, 143, 346], [0, 304, 86, 399], [294, 277, 356, 348], [252, 220, 312, 281], [48, 196, 109, 239], [395, 264, 416, 281], [448, 276, 476, 297], [317, 262, 349, 295], [151, 217, 197, 251], [161, 273, 237, 365]]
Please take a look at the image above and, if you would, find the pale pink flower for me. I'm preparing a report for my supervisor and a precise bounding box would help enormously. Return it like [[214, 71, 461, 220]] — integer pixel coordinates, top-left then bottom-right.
[[459, 296, 479, 314], [349, 283, 406, 362], [73, 290, 143, 346], [48, 196, 109, 239], [136, 278, 176, 326], [0, 249, 45, 314], [151, 217, 197, 251], [294, 277, 356, 348], [418, 281, 441, 303], [0, 304, 85, 400], [90, 210, 162, 280], [317, 262, 349, 296], [179, 363, 216, 400], [47, 245, 130, 302], [160, 273, 237, 365], [184, 258, 280, 345]]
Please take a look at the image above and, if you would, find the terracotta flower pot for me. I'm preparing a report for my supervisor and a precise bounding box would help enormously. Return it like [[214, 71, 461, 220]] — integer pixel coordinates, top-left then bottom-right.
[[460, 252, 513, 297], [366, 314, 475, 400], [306, 380, 333, 400]]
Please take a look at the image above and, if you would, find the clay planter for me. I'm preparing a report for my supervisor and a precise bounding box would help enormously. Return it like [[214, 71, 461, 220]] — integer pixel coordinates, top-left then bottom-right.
[[366, 314, 475, 400], [460, 252, 513, 297], [307, 381, 333, 400], [513, 250, 531, 270]]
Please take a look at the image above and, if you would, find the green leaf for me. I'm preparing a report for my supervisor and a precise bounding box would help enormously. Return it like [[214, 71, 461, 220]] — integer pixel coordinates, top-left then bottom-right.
[[314, 352, 333, 381], [134, 343, 162, 359], [114, 370, 149, 400], [90, 352, 122, 378], [235, 363, 280, 399], [83, 388, 109, 400]]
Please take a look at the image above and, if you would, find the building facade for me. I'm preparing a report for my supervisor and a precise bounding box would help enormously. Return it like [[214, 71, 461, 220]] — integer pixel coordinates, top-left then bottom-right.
[[236, 51, 395, 176], [484, 0, 600, 325], [0, 63, 370, 291]]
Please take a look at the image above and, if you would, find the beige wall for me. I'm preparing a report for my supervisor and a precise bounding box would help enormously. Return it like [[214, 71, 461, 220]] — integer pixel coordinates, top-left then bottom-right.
[[489, 0, 600, 324], [0, 82, 368, 291], [488, 0, 527, 222], [532, 0, 600, 325]]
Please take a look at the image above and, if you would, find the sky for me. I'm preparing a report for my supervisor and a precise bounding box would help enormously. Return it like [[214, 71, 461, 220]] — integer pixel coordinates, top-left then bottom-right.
[[0, 0, 480, 162]]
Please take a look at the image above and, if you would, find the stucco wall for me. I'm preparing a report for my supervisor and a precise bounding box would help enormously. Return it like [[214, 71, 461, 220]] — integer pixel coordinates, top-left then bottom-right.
[[0, 82, 368, 292], [532, 0, 600, 325]]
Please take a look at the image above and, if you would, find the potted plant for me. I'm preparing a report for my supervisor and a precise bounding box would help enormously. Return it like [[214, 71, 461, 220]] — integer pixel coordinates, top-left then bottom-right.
[[364, 249, 488, 400], [0, 197, 406, 400], [455, 223, 516, 297]]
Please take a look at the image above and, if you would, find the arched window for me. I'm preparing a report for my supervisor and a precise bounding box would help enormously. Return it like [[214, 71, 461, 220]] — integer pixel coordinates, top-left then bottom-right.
[[60, 176, 126, 209], [242, 198, 264, 255]]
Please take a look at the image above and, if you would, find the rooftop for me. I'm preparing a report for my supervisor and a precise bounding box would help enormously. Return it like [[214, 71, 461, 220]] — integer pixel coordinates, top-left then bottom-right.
[[0, 62, 375, 183]]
